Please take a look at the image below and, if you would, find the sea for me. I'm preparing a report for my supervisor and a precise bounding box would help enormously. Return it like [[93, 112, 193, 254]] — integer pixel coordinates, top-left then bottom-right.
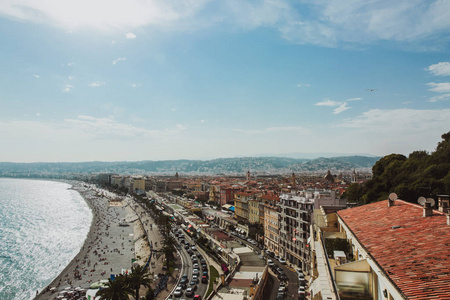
[[0, 178, 92, 300]]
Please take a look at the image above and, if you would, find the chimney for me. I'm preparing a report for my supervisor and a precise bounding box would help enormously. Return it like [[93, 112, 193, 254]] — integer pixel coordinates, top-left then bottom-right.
[[423, 202, 433, 217], [438, 195, 450, 212], [388, 198, 394, 207]]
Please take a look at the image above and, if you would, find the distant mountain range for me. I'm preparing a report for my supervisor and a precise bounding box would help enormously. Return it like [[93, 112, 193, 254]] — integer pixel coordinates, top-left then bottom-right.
[[0, 156, 380, 176]]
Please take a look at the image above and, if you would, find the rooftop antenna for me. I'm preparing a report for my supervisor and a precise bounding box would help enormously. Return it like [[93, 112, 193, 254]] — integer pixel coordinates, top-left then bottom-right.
[[388, 193, 397, 207], [418, 196, 426, 206], [426, 198, 436, 207]]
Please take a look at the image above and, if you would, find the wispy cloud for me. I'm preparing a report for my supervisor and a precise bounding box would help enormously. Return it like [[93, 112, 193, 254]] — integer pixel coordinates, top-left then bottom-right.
[[63, 84, 73, 92], [427, 82, 450, 93], [316, 97, 362, 114], [67, 62, 75, 67], [88, 81, 105, 87], [316, 99, 340, 107], [130, 83, 140, 88], [333, 103, 350, 114], [297, 83, 310, 87], [1, 1, 449, 49], [33, 74, 39, 78], [429, 94, 450, 103], [126, 32, 136, 39], [346, 97, 362, 101], [64, 115, 186, 139], [426, 62, 450, 76], [233, 126, 310, 135], [340, 108, 450, 133], [112, 57, 126, 65]]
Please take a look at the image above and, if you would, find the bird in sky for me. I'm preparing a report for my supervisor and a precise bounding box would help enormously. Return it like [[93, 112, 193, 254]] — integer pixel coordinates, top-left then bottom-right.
[[366, 89, 377, 92]]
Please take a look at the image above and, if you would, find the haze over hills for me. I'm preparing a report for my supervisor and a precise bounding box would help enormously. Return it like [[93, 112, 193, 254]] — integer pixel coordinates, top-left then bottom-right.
[[0, 155, 380, 176], [250, 152, 379, 159]]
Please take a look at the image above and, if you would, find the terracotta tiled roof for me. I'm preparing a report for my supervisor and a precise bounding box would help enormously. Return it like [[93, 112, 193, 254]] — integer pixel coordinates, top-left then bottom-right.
[[338, 200, 450, 299]]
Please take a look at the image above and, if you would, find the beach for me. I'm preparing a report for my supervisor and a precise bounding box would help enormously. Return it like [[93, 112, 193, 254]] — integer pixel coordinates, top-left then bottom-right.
[[34, 183, 151, 300]]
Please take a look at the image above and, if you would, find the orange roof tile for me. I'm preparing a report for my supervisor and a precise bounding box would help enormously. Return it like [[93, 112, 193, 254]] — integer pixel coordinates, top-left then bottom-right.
[[338, 200, 450, 300]]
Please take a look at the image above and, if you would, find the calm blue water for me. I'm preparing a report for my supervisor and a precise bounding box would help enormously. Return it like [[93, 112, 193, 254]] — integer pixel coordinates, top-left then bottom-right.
[[0, 178, 92, 300]]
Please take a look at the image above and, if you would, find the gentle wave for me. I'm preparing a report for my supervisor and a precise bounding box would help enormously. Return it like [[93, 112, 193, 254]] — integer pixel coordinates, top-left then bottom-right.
[[0, 178, 92, 300]]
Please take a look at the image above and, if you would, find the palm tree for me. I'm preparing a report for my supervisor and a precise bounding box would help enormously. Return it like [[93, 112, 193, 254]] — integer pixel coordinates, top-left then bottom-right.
[[162, 235, 176, 274], [95, 275, 133, 300], [126, 265, 153, 300]]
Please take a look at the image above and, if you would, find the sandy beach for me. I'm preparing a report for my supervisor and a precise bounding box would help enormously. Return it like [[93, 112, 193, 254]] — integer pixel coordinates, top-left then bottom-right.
[[35, 183, 151, 300]]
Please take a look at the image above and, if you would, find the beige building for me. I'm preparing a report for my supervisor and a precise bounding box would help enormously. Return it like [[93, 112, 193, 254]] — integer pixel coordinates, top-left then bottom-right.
[[262, 192, 280, 255]]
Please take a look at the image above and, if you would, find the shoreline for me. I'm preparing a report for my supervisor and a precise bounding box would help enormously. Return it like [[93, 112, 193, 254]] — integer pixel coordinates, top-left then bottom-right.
[[35, 182, 146, 300]]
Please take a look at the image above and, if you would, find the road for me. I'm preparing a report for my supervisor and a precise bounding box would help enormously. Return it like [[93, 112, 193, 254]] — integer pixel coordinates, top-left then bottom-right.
[[171, 231, 209, 299]]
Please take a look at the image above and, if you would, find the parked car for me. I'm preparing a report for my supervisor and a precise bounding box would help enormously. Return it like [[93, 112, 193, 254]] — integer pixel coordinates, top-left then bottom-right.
[[279, 257, 287, 264], [192, 268, 199, 276], [202, 265, 208, 271], [193, 295, 202, 300], [192, 275, 199, 283], [267, 259, 274, 267], [193, 263, 199, 269], [191, 246, 197, 251], [201, 275, 208, 283]]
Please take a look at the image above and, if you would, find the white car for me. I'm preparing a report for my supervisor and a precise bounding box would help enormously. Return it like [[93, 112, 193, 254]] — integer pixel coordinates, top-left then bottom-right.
[[174, 286, 183, 297], [278, 257, 287, 264], [267, 259, 275, 267]]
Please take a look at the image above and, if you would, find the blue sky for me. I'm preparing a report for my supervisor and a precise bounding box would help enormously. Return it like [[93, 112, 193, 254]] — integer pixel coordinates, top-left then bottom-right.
[[1, 0, 450, 162]]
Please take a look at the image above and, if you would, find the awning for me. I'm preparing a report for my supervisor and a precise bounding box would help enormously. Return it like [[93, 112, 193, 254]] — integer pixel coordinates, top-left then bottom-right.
[[229, 206, 235, 212], [222, 204, 232, 209]]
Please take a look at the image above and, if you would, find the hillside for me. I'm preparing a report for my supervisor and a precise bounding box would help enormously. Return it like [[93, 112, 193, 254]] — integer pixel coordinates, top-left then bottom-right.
[[345, 131, 450, 204], [0, 156, 379, 176]]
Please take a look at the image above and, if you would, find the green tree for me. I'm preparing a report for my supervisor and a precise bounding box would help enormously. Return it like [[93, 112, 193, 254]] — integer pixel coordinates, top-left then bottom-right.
[[126, 265, 153, 300], [95, 275, 133, 300]]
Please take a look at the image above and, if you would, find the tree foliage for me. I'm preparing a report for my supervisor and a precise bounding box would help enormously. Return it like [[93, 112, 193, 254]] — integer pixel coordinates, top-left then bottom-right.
[[361, 131, 450, 203]]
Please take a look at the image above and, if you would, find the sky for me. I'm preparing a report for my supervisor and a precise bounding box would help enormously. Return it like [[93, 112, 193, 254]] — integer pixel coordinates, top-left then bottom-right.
[[1, 0, 450, 162]]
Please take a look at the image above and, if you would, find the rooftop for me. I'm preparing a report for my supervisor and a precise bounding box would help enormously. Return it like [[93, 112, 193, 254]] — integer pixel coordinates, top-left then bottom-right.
[[338, 199, 450, 300]]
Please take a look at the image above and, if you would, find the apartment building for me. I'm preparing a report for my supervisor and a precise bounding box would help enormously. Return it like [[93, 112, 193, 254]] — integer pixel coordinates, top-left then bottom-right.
[[262, 192, 280, 256], [279, 189, 345, 271], [311, 196, 450, 300]]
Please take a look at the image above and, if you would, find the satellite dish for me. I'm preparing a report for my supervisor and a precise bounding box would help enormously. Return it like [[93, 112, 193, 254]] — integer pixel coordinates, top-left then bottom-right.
[[389, 193, 398, 201], [426, 198, 436, 207], [418, 197, 426, 206]]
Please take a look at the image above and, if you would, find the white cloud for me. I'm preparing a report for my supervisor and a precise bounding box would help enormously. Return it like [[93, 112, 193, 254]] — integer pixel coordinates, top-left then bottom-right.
[[1, 1, 449, 48], [429, 93, 450, 102], [88, 81, 105, 87], [36, 113, 41, 117], [234, 126, 310, 135], [171, 107, 177, 112], [316, 98, 360, 114], [200, 120, 205, 123], [315, 99, 340, 106], [126, 32, 136, 39], [68, 76, 74, 80], [64, 115, 186, 138], [112, 57, 126, 65], [427, 62, 450, 76], [33, 74, 39, 78], [67, 62, 75, 67], [340, 108, 450, 131], [297, 83, 310, 87], [130, 83, 140, 88], [427, 82, 450, 93], [63, 84, 73, 92], [333, 103, 350, 114]]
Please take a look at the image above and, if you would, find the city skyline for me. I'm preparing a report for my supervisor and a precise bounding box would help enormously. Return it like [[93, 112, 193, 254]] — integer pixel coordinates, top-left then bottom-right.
[[1, 1, 450, 162]]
